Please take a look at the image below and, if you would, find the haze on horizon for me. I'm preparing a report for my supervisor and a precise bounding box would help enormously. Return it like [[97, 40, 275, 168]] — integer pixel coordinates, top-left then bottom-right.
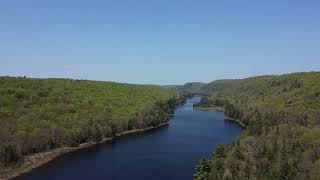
[[1, 0, 320, 85]]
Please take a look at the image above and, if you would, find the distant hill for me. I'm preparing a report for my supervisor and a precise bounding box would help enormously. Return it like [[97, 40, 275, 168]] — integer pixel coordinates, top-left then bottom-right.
[[194, 72, 320, 179], [163, 82, 206, 94], [161, 85, 184, 90], [201, 79, 241, 97]]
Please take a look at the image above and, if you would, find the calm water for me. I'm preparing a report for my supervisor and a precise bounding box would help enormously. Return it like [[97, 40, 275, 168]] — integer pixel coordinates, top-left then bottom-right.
[[17, 97, 242, 180]]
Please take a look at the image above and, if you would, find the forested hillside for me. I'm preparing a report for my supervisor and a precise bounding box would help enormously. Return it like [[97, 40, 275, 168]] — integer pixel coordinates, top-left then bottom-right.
[[0, 77, 184, 172], [163, 82, 206, 95], [194, 72, 320, 179]]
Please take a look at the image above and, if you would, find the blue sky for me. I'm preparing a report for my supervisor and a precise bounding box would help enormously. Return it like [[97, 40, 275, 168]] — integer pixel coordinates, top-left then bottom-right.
[[1, 0, 319, 85]]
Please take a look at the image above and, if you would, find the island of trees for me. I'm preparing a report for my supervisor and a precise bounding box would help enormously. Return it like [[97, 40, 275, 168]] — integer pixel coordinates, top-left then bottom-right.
[[0, 77, 185, 178], [193, 72, 320, 179]]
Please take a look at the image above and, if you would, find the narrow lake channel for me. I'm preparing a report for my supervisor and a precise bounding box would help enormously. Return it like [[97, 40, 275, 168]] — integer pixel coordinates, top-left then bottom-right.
[[17, 97, 242, 180]]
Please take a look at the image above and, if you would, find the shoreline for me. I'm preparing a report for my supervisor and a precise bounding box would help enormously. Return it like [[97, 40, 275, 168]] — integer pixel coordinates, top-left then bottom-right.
[[224, 117, 247, 128], [193, 106, 247, 128], [193, 107, 224, 112], [1, 123, 169, 180]]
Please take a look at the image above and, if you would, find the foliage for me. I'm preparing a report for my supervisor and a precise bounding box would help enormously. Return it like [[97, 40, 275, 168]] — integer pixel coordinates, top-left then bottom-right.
[[0, 76, 185, 168], [194, 72, 320, 179], [163, 82, 206, 95]]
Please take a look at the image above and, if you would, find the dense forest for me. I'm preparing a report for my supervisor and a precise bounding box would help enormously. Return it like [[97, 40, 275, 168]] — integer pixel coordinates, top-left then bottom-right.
[[163, 82, 207, 95], [194, 72, 320, 179], [0, 77, 185, 173]]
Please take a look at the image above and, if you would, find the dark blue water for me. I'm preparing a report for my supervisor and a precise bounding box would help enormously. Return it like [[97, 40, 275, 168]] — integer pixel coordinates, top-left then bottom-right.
[[18, 97, 242, 180]]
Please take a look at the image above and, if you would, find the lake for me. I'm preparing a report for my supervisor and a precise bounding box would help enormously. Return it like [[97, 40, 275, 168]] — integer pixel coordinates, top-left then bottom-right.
[[17, 97, 242, 180]]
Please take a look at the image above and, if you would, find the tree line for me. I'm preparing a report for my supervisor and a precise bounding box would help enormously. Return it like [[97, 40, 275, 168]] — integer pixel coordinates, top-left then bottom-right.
[[0, 77, 185, 169], [194, 72, 320, 179]]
